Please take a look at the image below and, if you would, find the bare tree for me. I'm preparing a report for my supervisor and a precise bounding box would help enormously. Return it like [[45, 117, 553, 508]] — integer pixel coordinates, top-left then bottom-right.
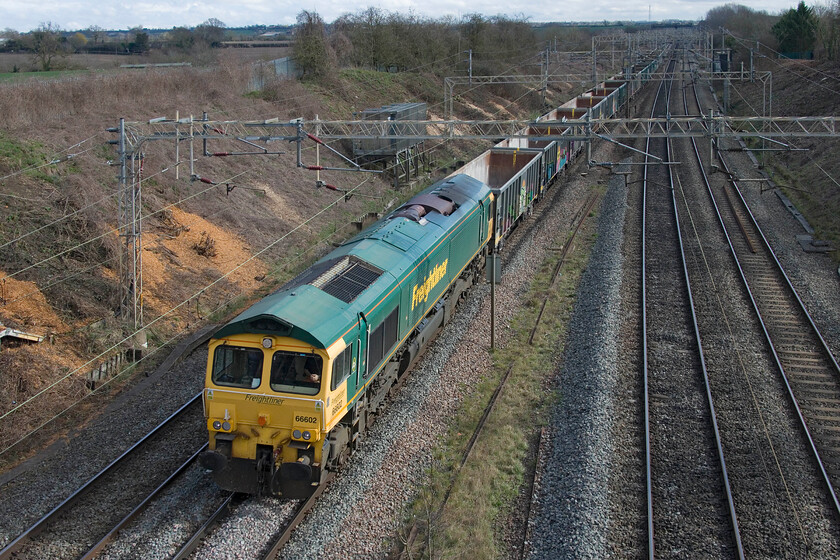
[[87, 25, 105, 45], [196, 18, 227, 47], [816, 1, 840, 59], [29, 22, 65, 71], [293, 10, 335, 79], [702, 4, 777, 50]]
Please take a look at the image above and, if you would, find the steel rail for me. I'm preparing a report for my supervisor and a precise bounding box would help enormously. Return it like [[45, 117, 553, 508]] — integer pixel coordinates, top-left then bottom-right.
[[518, 427, 548, 560], [527, 192, 600, 345], [718, 153, 840, 383], [641, 59, 666, 560], [397, 161, 594, 559], [79, 443, 208, 559], [679, 74, 745, 559], [260, 473, 335, 560], [709, 142, 840, 520], [171, 493, 241, 560], [643, 58, 743, 559], [0, 392, 203, 560]]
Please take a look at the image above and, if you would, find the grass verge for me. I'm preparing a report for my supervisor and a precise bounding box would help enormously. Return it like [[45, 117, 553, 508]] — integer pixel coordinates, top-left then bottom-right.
[[400, 186, 604, 559], [767, 158, 840, 264]]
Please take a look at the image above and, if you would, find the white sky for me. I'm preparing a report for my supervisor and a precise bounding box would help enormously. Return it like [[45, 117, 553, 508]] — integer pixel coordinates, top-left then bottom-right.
[[0, 0, 805, 33]]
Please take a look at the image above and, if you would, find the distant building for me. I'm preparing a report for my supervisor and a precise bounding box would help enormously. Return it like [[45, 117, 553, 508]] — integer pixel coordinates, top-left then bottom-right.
[[249, 57, 301, 91]]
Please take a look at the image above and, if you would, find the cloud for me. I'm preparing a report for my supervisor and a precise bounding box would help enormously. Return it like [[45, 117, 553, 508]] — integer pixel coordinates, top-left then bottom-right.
[[0, 0, 796, 31]]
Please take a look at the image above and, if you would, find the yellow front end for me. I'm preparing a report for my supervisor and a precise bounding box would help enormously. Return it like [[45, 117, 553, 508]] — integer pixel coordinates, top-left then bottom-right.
[[200, 333, 339, 498]]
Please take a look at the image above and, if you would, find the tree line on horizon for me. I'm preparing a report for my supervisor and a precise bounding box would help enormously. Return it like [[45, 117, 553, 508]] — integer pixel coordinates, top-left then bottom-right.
[[3, 2, 839, 74], [0, 19, 235, 71], [292, 2, 840, 80], [703, 1, 838, 59], [293, 9, 542, 79]]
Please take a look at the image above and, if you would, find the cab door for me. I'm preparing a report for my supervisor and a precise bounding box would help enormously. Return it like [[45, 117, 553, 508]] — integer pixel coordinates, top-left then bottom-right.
[[478, 199, 487, 245], [356, 312, 368, 389]]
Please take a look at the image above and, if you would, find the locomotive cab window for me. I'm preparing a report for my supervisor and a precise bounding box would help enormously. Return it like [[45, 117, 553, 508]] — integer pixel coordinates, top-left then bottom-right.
[[270, 351, 323, 396], [212, 346, 263, 389], [331, 344, 354, 391]]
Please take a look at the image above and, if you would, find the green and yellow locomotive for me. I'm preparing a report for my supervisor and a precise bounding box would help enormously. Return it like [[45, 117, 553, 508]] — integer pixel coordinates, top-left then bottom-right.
[[200, 175, 493, 498]]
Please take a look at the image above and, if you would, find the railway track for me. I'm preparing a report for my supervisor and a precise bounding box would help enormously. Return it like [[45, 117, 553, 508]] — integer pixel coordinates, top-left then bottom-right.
[[716, 145, 840, 504], [642, 58, 741, 557], [168, 475, 331, 560], [660, 51, 840, 555], [697, 66, 840, 529], [0, 394, 206, 560], [75, 121, 593, 560], [523, 47, 840, 556]]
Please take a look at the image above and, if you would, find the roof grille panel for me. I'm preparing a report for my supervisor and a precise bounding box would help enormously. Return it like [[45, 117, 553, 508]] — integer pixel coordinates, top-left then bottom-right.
[[311, 256, 382, 303]]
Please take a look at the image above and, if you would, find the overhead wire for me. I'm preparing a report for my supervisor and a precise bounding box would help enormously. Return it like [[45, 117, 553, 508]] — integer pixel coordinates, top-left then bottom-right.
[[3, 39, 567, 359], [0, 174, 374, 449], [0, 133, 103, 185], [0, 175, 150, 251], [5, 44, 568, 313], [147, 45, 558, 179], [206, 50, 465, 122], [0, 135, 195, 252], [1, 168, 247, 283], [723, 30, 840, 97], [4, 54, 460, 269], [294, 46, 595, 171], [714, 52, 840, 195], [2, 255, 119, 309], [1, 188, 246, 312], [0, 34, 627, 454]]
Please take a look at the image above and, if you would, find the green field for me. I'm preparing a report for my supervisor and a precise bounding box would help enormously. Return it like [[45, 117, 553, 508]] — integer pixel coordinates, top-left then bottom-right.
[[0, 69, 95, 82]]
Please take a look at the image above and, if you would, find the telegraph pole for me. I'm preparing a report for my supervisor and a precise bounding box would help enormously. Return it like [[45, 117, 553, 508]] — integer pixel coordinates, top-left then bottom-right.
[[542, 49, 549, 106]]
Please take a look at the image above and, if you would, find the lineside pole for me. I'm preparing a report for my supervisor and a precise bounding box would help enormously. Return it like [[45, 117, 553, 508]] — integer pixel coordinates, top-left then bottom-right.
[[175, 111, 180, 180], [490, 251, 496, 350], [118, 118, 128, 322], [117, 117, 143, 330]]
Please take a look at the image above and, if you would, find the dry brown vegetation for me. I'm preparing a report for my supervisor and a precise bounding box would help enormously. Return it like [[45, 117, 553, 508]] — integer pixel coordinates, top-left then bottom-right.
[[726, 53, 840, 255], [0, 46, 292, 73]]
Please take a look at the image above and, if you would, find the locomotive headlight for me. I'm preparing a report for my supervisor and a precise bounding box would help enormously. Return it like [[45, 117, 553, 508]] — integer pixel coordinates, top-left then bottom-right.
[[293, 429, 302, 439], [222, 421, 231, 431], [302, 431, 311, 441], [212, 420, 222, 430], [262, 337, 273, 349]]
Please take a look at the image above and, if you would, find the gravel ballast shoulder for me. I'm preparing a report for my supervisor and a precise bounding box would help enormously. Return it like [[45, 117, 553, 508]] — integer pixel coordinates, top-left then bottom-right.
[[0, 348, 208, 550], [526, 165, 627, 559]]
